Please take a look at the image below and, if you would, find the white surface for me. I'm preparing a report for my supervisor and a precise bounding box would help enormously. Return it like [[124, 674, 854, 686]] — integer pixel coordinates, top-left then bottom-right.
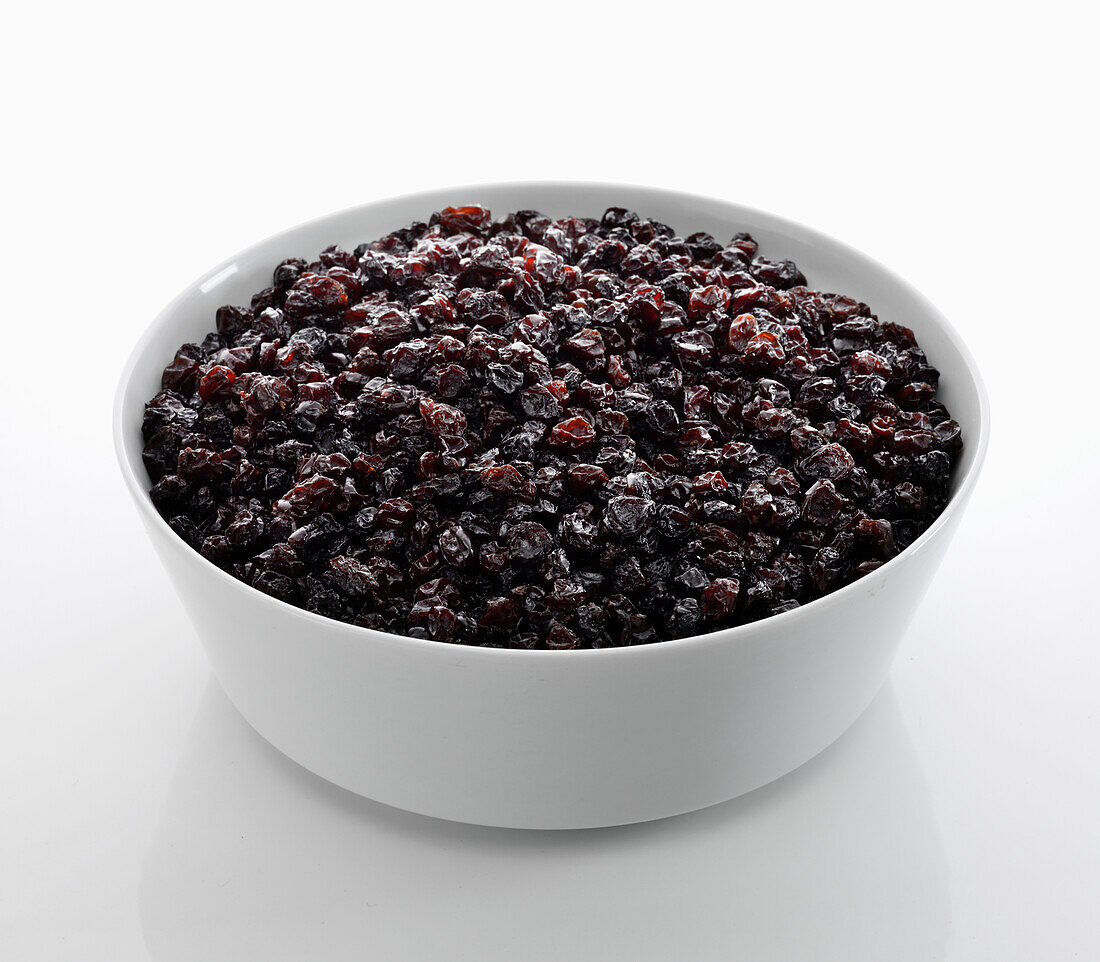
[[115, 182, 989, 829], [2, 0, 1097, 956]]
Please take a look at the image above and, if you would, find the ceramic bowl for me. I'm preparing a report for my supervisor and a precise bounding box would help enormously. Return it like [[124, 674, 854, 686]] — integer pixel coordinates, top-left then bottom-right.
[[114, 183, 989, 829]]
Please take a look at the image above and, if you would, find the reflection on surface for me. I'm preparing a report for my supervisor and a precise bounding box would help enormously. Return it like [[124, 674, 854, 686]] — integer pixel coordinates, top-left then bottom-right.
[[140, 678, 948, 961]]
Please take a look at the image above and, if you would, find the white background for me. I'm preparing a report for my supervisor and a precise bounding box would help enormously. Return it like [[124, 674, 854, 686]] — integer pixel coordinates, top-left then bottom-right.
[[3, 2, 1098, 959]]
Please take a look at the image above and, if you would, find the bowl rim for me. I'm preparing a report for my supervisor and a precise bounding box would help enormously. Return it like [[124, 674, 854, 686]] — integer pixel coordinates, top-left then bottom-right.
[[113, 179, 991, 660]]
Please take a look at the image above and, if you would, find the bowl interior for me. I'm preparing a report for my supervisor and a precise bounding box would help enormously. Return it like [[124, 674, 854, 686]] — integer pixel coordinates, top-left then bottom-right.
[[115, 182, 989, 644]]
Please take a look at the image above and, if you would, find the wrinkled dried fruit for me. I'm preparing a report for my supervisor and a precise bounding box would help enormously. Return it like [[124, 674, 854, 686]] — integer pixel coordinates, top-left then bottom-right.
[[144, 205, 961, 648]]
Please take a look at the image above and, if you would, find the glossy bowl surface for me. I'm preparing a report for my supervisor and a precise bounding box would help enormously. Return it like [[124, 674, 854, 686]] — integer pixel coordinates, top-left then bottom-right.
[[115, 183, 989, 828]]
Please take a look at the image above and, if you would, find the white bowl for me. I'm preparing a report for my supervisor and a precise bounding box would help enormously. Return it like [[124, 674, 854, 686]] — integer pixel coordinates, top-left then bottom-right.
[[114, 183, 989, 829]]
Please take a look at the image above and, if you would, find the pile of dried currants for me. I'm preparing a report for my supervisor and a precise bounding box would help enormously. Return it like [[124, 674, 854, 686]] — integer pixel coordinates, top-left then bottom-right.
[[143, 205, 962, 648]]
